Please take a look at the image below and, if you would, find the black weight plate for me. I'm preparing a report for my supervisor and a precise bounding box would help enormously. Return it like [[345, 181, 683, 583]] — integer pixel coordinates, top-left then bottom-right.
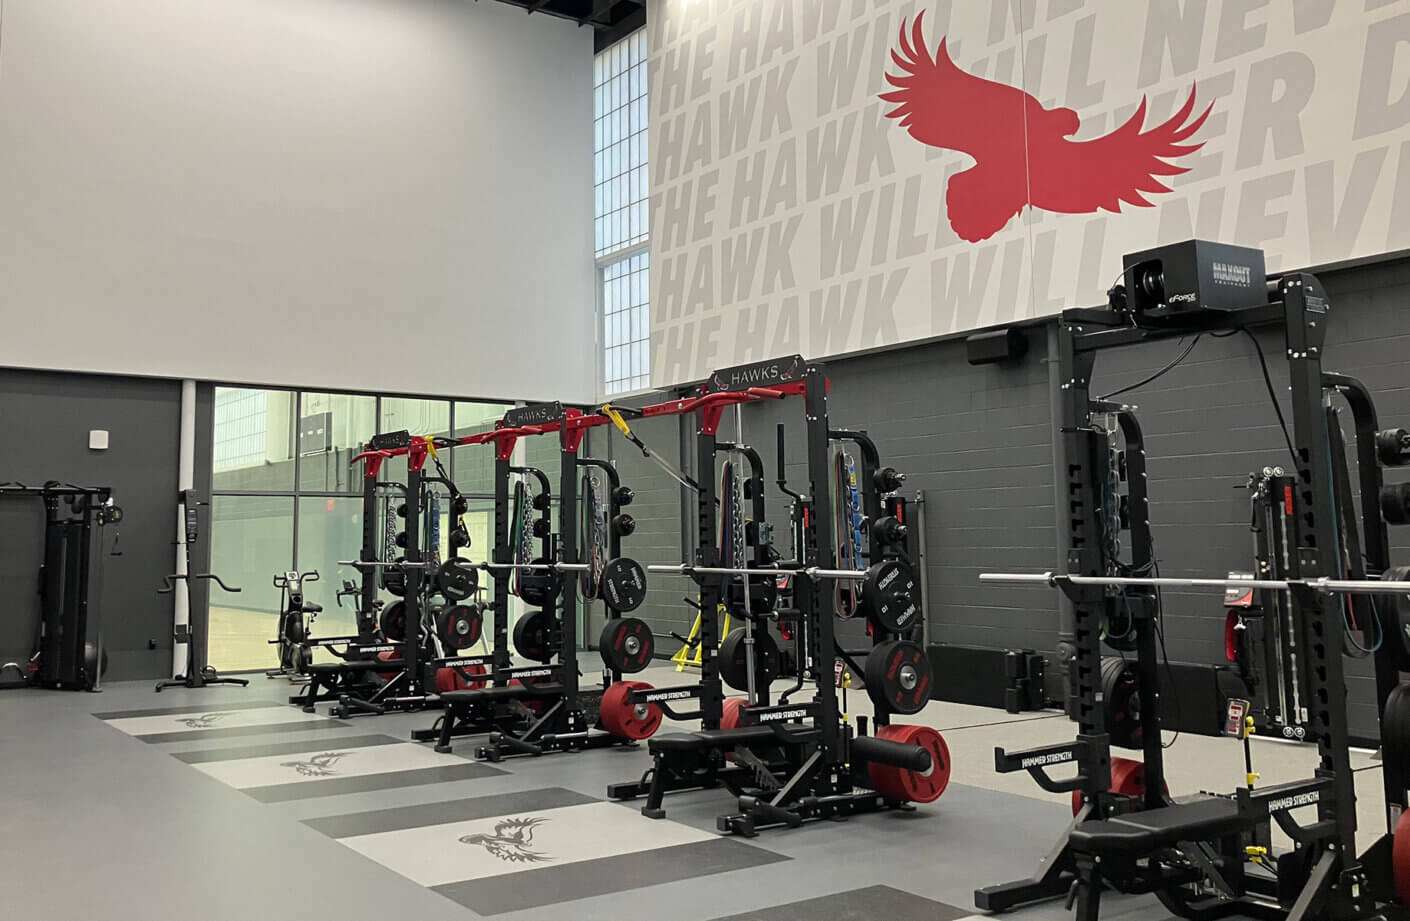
[[862, 560, 921, 633], [863, 640, 932, 715], [437, 603, 484, 651], [599, 617, 655, 673], [724, 568, 778, 616], [380, 601, 407, 642], [437, 558, 479, 601], [1103, 657, 1142, 750], [1381, 566, 1410, 672], [517, 557, 561, 608], [600, 557, 647, 613], [382, 558, 407, 598], [1384, 685, 1410, 792], [1102, 600, 1138, 652], [513, 610, 554, 662], [717, 628, 780, 692]]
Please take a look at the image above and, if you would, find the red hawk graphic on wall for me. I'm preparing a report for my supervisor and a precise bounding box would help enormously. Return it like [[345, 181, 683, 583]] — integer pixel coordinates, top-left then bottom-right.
[[881, 13, 1212, 243]]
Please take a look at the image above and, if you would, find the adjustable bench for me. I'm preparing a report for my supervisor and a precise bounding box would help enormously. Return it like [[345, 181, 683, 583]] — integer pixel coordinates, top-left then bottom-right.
[[636, 725, 814, 818], [293, 658, 401, 711], [1070, 796, 1247, 856], [431, 682, 564, 752]]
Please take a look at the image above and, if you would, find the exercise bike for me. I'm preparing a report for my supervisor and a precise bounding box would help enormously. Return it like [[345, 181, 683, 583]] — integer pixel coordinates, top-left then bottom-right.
[[267, 570, 321, 681]]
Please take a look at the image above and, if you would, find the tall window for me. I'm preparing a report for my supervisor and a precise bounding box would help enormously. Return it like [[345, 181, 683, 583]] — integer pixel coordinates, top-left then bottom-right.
[[595, 28, 649, 395]]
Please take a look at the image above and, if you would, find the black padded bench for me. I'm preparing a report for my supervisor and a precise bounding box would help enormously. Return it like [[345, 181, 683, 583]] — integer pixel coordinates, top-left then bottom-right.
[[292, 658, 401, 710], [1070, 796, 1248, 856], [441, 682, 564, 706], [648, 725, 779, 755]]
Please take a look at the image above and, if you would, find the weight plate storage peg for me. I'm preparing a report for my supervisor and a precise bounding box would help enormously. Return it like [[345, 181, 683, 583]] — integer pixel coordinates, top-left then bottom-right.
[[868, 724, 949, 803], [861, 560, 921, 633], [864, 640, 932, 714], [436, 558, 479, 602], [517, 557, 561, 608], [1102, 657, 1143, 750], [599, 557, 648, 613], [513, 610, 555, 662], [380, 601, 408, 642], [437, 604, 484, 651], [599, 680, 663, 740], [717, 628, 781, 691], [599, 618, 655, 673]]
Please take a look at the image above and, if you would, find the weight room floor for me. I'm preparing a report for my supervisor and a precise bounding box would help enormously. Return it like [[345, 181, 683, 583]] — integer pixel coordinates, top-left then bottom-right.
[[0, 665, 1385, 921]]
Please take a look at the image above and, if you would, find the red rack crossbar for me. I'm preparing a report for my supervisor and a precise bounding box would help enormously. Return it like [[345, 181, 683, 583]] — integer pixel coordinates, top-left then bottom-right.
[[349, 380, 811, 469]]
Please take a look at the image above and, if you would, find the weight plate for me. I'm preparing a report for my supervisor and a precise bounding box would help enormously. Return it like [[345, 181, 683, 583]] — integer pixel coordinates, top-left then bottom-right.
[[382, 560, 407, 597], [718, 628, 781, 692], [868, 724, 949, 803], [517, 557, 561, 608], [375, 650, 403, 680], [437, 603, 484, 651], [1102, 602, 1138, 652], [1384, 685, 1410, 792], [721, 697, 751, 729], [435, 663, 488, 693], [599, 618, 655, 673], [437, 558, 479, 602], [862, 560, 921, 633], [864, 640, 932, 715], [1071, 755, 1161, 815], [600, 680, 663, 740], [380, 601, 407, 642], [1103, 657, 1143, 750], [599, 557, 648, 613], [513, 610, 555, 662], [1394, 810, 1410, 903], [1380, 566, 1410, 672], [724, 569, 779, 616]]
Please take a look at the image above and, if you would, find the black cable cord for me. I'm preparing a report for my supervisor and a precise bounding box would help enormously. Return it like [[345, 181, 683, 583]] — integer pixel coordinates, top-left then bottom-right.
[[1213, 327, 1298, 468], [1096, 335, 1203, 402]]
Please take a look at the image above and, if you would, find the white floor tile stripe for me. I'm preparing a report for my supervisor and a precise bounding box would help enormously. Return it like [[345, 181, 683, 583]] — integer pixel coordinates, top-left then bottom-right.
[[103, 706, 328, 737], [341, 801, 717, 888], [192, 742, 456, 789]]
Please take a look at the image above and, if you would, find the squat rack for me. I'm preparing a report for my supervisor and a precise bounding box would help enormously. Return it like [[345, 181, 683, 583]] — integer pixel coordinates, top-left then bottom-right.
[[977, 272, 1403, 921]]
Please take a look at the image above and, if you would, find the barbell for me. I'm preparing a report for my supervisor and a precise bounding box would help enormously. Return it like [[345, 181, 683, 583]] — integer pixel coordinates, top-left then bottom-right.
[[981, 571, 1410, 595], [648, 560, 921, 633]]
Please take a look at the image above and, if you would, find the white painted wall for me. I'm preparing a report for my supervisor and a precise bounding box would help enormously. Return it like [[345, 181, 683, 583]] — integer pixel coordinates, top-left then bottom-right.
[[0, 0, 596, 402]]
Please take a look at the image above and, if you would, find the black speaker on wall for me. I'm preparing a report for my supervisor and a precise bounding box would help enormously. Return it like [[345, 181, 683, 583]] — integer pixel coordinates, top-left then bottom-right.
[[966, 327, 1028, 365]]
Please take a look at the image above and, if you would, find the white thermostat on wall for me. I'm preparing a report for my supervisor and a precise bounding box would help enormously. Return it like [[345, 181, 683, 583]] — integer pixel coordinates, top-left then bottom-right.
[[89, 430, 110, 450]]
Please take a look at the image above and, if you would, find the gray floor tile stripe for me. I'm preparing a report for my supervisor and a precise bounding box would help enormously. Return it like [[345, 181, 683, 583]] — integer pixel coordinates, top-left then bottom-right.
[[432, 838, 788, 916], [708, 885, 970, 921], [245, 763, 506, 803], [306, 787, 596, 839], [93, 700, 286, 720], [138, 720, 348, 745], [172, 734, 401, 764]]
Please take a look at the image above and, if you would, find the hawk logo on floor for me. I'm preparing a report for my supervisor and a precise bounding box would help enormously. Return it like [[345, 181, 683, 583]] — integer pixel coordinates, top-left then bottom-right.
[[459, 817, 552, 863], [176, 712, 236, 729], [280, 752, 353, 777]]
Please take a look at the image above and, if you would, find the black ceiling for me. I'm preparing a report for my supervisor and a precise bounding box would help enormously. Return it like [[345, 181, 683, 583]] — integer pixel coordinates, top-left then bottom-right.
[[482, 0, 646, 52]]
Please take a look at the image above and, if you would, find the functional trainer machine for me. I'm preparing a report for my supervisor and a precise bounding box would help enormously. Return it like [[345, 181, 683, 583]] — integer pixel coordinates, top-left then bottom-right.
[[0, 482, 121, 691], [975, 240, 1410, 921], [157, 489, 246, 692]]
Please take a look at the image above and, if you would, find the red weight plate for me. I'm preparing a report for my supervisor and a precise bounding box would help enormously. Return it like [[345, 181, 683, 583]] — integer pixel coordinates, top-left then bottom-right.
[[721, 697, 750, 729], [600, 680, 663, 740], [1070, 756, 1166, 815], [1225, 611, 1239, 663], [507, 677, 547, 714], [1394, 810, 1410, 903], [435, 664, 488, 693], [375, 650, 402, 681], [869, 724, 950, 804]]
